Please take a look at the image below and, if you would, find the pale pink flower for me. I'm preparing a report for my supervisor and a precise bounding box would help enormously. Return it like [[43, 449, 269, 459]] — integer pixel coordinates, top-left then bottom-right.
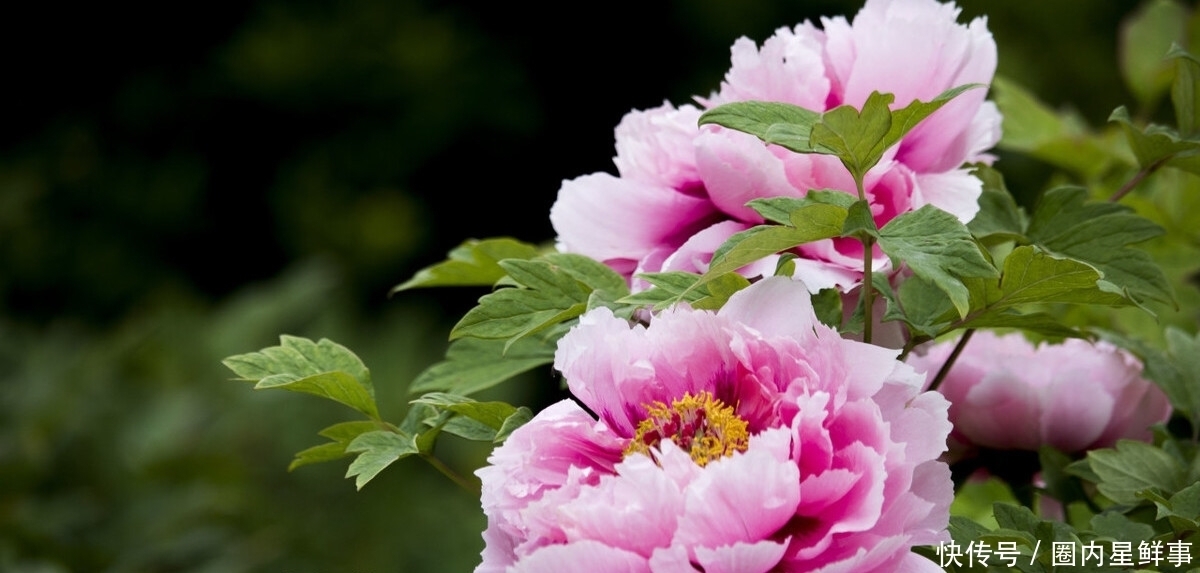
[[907, 331, 1172, 453], [550, 0, 1000, 293], [476, 278, 953, 572]]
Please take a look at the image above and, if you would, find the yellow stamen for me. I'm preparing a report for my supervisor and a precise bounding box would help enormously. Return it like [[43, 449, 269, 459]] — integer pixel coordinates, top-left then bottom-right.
[[625, 391, 749, 466]]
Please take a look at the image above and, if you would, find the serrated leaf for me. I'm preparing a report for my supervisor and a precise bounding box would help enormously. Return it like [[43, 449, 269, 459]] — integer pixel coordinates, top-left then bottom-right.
[[811, 288, 843, 330], [1027, 187, 1173, 306], [1171, 46, 1200, 136], [289, 442, 352, 471], [494, 407, 533, 444], [878, 205, 998, 317], [1110, 106, 1200, 175], [541, 252, 630, 301], [1087, 440, 1187, 504], [690, 272, 751, 310], [989, 246, 1130, 307], [841, 199, 879, 241], [887, 274, 956, 337], [697, 100, 822, 153], [344, 430, 418, 490], [709, 203, 848, 276], [438, 416, 499, 441], [392, 237, 540, 292], [411, 392, 518, 430], [810, 85, 981, 180], [319, 420, 384, 442], [1147, 481, 1200, 533], [994, 502, 1042, 533], [1090, 511, 1157, 543], [619, 271, 709, 309], [451, 258, 590, 346], [223, 335, 378, 419], [1120, 0, 1187, 109], [1107, 328, 1200, 434], [748, 197, 812, 225], [408, 332, 557, 396], [968, 165, 1028, 244]]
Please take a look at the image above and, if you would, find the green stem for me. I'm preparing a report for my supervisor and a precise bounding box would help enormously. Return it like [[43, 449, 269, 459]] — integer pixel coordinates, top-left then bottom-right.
[[928, 329, 975, 393], [421, 453, 480, 495], [854, 173, 875, 345]]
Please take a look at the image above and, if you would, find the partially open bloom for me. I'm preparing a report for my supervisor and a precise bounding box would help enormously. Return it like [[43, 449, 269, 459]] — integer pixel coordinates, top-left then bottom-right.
[[476, 278, 953, 572], [907, 331, 1172, 453], [551, 0, 1000, 292]]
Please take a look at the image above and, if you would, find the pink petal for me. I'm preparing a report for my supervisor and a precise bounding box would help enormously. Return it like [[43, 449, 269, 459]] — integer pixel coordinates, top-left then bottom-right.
[[694, 539, 789, 573], [510, 540, 650, 573], [551, 172, 717, 264], [695, 128, 800, 222], [614, 102, 704, 190]]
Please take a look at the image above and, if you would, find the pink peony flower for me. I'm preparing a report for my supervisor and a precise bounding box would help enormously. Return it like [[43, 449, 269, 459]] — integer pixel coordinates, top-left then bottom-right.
[[907, 331, 1172, 453], [476, 278, 954, 572], [550, 0, 1000, 293]]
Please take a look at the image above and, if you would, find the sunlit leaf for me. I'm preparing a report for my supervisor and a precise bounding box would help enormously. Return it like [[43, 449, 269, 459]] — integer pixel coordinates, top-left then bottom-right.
[[392, 237, 540, 292], [223, 335, 378, 419]]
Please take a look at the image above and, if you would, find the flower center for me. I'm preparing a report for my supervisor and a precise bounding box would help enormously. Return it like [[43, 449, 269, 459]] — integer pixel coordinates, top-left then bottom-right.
[[625, 391, 750, 466]]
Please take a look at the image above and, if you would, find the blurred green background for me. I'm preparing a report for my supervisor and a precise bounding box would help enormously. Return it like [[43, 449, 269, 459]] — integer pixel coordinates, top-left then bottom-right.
[[0, 0, 1152, 571]]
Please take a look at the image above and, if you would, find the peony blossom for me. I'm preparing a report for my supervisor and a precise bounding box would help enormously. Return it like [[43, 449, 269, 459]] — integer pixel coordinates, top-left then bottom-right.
[[476, 278, 954, 572], [907, 331, 1172, 453], [550, 0, 1000, 293]]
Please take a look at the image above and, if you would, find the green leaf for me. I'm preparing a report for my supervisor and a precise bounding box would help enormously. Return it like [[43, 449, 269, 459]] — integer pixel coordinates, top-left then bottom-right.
[[392, 237, 540, 292], [407, 331, 558, 396], [992, 77, 1114, 179], [449, 254, 629, 350], [748, 196, 813, 225], [542, 252, 631, 305], [1038, 446, 1090, 510], [809, 91, 894, 180], [438, 416, 501, 441], [697, 101, 822, 153], [841, 199, 879, 241], [884, 274, 956, 337], [451, 259, 588, 346], [1110, 106, 1200, 175], [619, 271, 709, 309], [1148, 481, 1200, 533], [344, 430, 418, 490], [993, 502, 1041, 533], [810, 86, 981, 180], [690, 272, 751, 310], [495, 407, 533, 444], [1116, 328, 1200, 432], [290, 422, 388, 471], [811, 288, 844, 330], [709, 203, 848, 277], [1170, 45, 1200, 136], [967, 165, 1028, 245], [1120, 0, 1187, 110], [1090, 511, 1156, 544], [411, 392, 518, 430], [877, 205, 998, 317], [223, 335, 378, 419], [289, 442, 351, 471], [987, 246, 1129, 307], [1026, 187, 1173, 306], [1086, 440, 1187, 504]]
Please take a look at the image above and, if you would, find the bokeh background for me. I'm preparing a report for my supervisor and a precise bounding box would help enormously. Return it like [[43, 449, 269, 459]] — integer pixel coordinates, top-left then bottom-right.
[[0, 0, 1155, 570]]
